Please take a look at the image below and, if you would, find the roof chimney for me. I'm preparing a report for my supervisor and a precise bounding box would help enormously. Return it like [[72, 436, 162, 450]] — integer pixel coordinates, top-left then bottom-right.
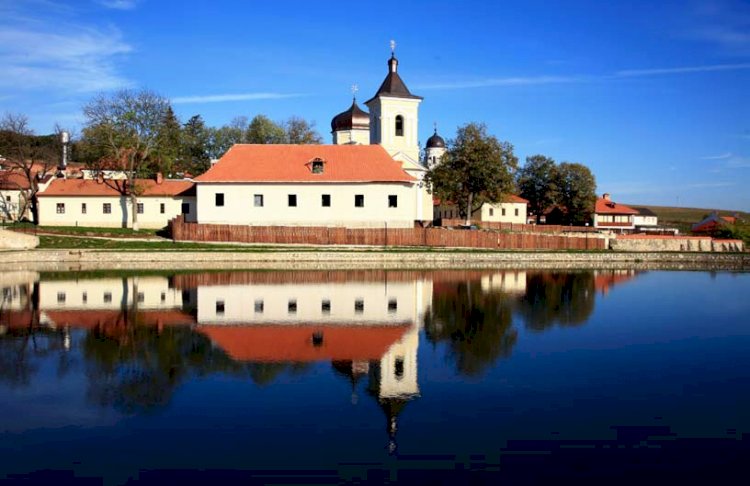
[[96, 173, 104, 184], [603, 193, 611, 201], [155, 172, 163, 185]]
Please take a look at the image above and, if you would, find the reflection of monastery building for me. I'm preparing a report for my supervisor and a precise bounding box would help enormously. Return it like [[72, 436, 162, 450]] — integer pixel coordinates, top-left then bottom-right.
[[481, 271, 527, 295]]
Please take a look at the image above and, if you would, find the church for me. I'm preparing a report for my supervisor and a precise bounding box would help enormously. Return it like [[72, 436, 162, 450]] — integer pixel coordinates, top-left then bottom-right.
[[194, 48, 443, 228]]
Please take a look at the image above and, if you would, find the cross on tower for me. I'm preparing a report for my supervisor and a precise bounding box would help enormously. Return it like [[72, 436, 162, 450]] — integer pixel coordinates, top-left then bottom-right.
[[351, 84, 359, 100], [390, 39, 396, 54]]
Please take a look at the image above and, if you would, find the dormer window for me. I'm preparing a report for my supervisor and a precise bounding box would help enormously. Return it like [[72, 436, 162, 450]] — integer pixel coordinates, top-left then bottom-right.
[[311, 158, 324, 174], [395, 115, 404, 136]]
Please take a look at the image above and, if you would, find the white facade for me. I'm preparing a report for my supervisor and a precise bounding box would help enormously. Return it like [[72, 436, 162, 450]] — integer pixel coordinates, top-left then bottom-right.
[[38, 195, 196, 228], [634, 214, 658, 227], [196, 182, 417, 228], [332, 128, 370, 145], [38, 277, 186, 311], [435, 200, 528, 225], [367, 96, 422, 164]]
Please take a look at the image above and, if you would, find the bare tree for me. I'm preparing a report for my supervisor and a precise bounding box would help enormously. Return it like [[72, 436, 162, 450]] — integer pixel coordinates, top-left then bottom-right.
[[81, 89, 171, 230], [0, 113, 57, 223]]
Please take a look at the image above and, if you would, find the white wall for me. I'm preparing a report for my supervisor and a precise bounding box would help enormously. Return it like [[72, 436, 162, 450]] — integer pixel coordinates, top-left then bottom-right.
[[475, 202, 527, 224], [634, 215, 658, 226], [366, 97, 422, 163], [38, 277, 185, 310], [196, 182, 418, 228], [332, 128, 370, 145], [38, 195, 196, 228]]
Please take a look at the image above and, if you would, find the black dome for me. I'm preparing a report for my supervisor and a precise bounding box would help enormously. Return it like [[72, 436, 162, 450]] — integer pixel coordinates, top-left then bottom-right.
[[426, 129, 445, 148], [331, 99, 370, 132]]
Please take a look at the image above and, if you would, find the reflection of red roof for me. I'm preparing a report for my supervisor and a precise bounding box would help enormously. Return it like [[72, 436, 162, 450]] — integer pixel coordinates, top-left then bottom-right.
[[197, 324, 409, 362], [595, 197, 638, 215], [44, 309, 195, 328], [594, 271, 637, 295], [194, 144, 414, 183], [37, 178, 195, 197]]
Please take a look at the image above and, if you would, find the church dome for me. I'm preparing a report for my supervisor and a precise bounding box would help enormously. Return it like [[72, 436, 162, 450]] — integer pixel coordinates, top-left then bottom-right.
[[426, 129, 445, 148], [331, 99, 370, 132]]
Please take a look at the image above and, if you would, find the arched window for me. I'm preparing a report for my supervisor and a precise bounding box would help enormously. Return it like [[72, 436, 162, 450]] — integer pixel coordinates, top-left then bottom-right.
[[395, 115, 404, 136]]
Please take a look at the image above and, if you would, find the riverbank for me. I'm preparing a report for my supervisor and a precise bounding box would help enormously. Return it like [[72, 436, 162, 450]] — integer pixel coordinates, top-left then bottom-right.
[[2, 248, 748, 272]]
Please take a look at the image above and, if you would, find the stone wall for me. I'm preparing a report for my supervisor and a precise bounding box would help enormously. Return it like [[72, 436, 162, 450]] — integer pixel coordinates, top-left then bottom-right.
[[0, 228, 39, 250]]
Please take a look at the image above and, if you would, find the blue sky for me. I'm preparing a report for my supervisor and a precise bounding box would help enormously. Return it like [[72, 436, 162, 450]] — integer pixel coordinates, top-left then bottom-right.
[[1, 0, 749, 210]]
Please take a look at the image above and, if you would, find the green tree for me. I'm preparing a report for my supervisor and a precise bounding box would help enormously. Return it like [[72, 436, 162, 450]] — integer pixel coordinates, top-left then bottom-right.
[[181, 115, 211, 176], [284, 116, 323, 144], [246, 115, 286, 144], [554, 162, 596, 225], [152, 106, 182, 176], [81, 89, 172, 230], [424, 122, 517, 224], [517, 154, 558, 223]]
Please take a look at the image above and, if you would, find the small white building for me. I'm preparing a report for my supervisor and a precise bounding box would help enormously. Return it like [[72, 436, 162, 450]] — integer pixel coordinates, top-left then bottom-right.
[[434, 195, 528, 225], [37, 176, 196, 228], [631, 206, 659, 227]]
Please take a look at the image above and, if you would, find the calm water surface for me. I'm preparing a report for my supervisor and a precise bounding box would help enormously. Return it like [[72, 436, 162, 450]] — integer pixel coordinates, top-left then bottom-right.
[[0, 269, 748, 484]]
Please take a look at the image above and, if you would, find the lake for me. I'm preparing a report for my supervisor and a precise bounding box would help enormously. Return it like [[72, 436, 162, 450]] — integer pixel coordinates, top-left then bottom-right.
[[0, 268, 748, 484]]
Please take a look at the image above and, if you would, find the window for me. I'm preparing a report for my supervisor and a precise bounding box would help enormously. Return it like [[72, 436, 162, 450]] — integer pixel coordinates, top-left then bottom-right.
[[57, 291, 66, 303], [355, 194, 364, 207], [502, 208, 506, 216], [321, 194, 331, 207], [254, 194, 264, 207], [395, 115, 404, 136], [181, 202, 189, 214], [215, 193, 224, 207], [254, 299, 264, 314], [82, 292, 87, 304], [288, 299, 297, 314], [388, 298, 398, 313], [160, 203, 165, 214], [160, 292, 166, 303], [388, 195, 398, 208], [56, 203, 65, 214], [81, 203, 87, 214], [489, 208, 494, 217], [321, 299, 331, 314], [395, 357, 405, 379], [515, 208, 519, 217], [4, 196, 9, 202], [103, 292, 112, 303], [103, 203, 112, 214], [311, 159, 324, 174], [288, 194, 297, 207], [354, 299, 364, 314], [137, 292, 145, 303], [216, 300, 225, 315], [137, 203, 144, 214]]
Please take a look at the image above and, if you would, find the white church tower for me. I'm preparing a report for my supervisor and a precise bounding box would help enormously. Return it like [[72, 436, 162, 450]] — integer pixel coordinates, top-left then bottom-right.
[[364, 42, 423, 165], [424, 125, 446, 169]]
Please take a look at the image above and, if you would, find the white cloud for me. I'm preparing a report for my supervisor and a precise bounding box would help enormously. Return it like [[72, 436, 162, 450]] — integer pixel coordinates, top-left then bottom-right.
[[97, 0, 140, 10], [171, 92, 305, 104], [726, 155, 750, 168], [0, 23, 132, 93], [700, 152, 733, 160], [615, 63, 750, 77]]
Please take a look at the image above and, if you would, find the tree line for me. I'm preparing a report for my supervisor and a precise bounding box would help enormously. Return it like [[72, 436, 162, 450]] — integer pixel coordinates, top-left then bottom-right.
[[425, 122, 597, 226]]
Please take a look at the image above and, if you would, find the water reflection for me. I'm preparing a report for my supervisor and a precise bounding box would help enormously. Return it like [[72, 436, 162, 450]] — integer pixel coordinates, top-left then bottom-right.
[[0, 269, 639, 445]]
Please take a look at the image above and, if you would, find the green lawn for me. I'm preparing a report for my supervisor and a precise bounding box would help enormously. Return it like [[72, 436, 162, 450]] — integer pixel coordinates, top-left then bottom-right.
[[2, 222, 160, 238]]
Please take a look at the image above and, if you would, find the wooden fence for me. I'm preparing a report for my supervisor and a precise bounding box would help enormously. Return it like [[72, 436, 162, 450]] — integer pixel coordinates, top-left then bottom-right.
[[169, 216, 606, 251], [437, 218, 597, 233]]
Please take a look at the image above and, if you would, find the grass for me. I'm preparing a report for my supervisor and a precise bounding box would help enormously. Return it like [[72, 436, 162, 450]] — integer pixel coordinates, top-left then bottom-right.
[[2, 222, 159, 238]]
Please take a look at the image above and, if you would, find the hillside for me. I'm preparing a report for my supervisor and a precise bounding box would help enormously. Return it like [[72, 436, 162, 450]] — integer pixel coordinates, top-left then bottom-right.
[[626, 204, 750, 233]]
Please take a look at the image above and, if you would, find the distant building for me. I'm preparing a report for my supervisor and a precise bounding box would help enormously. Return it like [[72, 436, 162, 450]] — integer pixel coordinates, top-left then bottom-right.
[[434, 195, 528, 225], [692, 212, 740, 234], [630, 206, 659, 227], [593, 193, 638, 231]]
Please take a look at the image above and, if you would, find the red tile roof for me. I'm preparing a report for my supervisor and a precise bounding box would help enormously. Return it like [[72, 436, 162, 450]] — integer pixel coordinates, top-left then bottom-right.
[[0, 171, 31, 190], [194, 144, 415, 183], [37, 178, 195, 197], [595, 197, 639, 215], [196, 324, 409, 362]]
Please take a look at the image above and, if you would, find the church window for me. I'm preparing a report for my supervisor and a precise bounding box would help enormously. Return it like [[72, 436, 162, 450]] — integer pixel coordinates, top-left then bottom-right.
[[103, 203, 111, 214], [321, 299, 331, 314], [502, 208, 506, 216], [254, 194, 264, 207], [215, 193, 224, 207], [160, 203, 165, 214], [216, 300, 225, 315], [311, 159, 324, 174], [288, 194, 297, 207], [515, 208, 519, 216], [395, 357, 405, 380], [137, 203, 144, 214], [388, 298, 398, 313], [489, 208, 494, 217], [254, 299, 264, 313], [81, 203, 87, 214], [103, 292, 112, 303], [395, 116, 404, 136], [288, 299, 297, 314], [321, 194, 331, 207], [355, 194, 364, 207], [56, 203, 65, 214], [354, 299, 364, 314], [57, 292, 66, 303], [388, 195, 398, 208]]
